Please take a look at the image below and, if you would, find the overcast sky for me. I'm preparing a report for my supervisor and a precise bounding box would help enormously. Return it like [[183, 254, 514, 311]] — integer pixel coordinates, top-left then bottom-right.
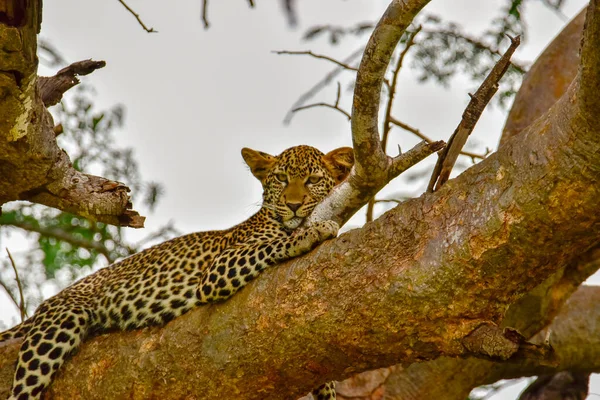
[[2, 0, 596, 398]]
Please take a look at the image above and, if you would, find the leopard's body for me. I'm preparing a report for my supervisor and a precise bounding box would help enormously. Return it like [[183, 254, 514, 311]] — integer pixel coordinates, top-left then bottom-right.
[[0, 145, 354, 400]]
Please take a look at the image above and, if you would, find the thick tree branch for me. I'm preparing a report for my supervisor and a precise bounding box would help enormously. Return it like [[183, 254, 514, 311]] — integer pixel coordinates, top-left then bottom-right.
[[351, 0, 430, 178], [501, 8, 586, 144], [0, 0, 144, 227], [335, 285, 600, 400], [334, 244, 600, 399], [578, 0, 600, 126]]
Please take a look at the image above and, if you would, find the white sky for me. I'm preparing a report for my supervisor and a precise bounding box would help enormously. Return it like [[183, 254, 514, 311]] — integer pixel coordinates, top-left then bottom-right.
[[3, 0, 598, 398]]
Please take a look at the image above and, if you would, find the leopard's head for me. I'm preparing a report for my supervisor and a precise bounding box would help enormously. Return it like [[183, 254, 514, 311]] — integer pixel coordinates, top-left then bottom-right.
[[242, 145, 354, 229]]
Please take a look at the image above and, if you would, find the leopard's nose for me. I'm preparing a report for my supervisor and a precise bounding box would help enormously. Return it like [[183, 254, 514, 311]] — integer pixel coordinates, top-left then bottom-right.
[[286, 202, 302, 212]]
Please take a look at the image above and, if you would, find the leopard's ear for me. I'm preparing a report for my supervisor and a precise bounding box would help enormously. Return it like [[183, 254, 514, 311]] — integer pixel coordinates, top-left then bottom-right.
[[242, 148, 277, 183], [323, 147, 354, 183]]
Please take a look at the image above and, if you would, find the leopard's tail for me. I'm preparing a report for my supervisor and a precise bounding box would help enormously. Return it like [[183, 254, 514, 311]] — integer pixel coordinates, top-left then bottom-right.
[[0, 317, 33, 342]]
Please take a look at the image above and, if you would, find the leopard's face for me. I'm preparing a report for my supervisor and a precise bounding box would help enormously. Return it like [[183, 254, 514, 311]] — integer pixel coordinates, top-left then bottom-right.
[[242, 145, 354, 230]]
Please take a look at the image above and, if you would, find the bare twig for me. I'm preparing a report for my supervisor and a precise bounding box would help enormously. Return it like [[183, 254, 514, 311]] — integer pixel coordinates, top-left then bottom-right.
[[0, 277, 21, 321], [283, 46, 364, 124], [3, 220, 115, 263], [292, 103, 351, 120], [5, 249, 27, 321], [201, 0, 210, 29], [117, 0, 156, 33], [373, 198, 403, 204], [390, 117, 489, 161], [291, 82, 351, 121], [428, 35, 521, 192], [247, 0, 255, 7], [273, 50, 359, 72], [381, 26, 421, 152]]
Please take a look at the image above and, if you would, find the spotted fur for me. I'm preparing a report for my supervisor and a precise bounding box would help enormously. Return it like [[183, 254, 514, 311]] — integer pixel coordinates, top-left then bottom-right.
[[0, 145, 354, 400]]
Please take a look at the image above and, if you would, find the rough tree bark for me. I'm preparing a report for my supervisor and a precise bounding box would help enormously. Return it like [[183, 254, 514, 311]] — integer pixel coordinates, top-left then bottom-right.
[[332, 7, 600, 399], [0, 1, 599, 400], [0, 0, 144, 227]]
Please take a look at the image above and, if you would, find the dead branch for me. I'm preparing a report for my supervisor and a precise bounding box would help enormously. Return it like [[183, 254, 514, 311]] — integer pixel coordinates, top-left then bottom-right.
[[428, 35, 520, 192], [37, 60, 106, 106], [117, 0, 156, 33]]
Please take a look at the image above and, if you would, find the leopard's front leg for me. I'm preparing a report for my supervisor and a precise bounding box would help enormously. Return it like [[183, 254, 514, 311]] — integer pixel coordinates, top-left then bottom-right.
[[197, 220, 339, 304]]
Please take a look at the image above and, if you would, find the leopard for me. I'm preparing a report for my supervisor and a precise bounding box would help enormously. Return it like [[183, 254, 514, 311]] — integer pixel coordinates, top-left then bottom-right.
[[0, 144, 354, 400]]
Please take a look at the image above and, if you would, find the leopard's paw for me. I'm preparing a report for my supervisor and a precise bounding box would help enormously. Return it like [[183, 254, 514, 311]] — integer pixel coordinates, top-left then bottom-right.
[[312, 220, 339, 242]]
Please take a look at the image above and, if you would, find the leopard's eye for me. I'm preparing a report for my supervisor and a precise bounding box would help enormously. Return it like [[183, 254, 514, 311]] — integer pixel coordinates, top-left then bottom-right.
[[307, 175, 322, 185], [275, 173, 288, 183]]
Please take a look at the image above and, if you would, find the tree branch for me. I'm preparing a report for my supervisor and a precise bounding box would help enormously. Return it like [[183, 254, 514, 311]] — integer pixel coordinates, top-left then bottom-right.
[[37, 60, 106, 106], [335, 285, 600, 400], [2, 220, 114, 262], [0, 0, 145, 228], [501, 8, 586, 144], [351, 0, 431, 178], [283, 46, 364, 125], [273, 50, 359, 72], [390, 116, 489, 161], [577, 0, 600, 127], [4, 249, 27, 321], [117, 0, 156, 33]]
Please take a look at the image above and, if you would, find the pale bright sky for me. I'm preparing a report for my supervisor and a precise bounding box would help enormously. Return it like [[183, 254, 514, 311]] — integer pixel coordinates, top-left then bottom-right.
[[2, 0, 597, 398]]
